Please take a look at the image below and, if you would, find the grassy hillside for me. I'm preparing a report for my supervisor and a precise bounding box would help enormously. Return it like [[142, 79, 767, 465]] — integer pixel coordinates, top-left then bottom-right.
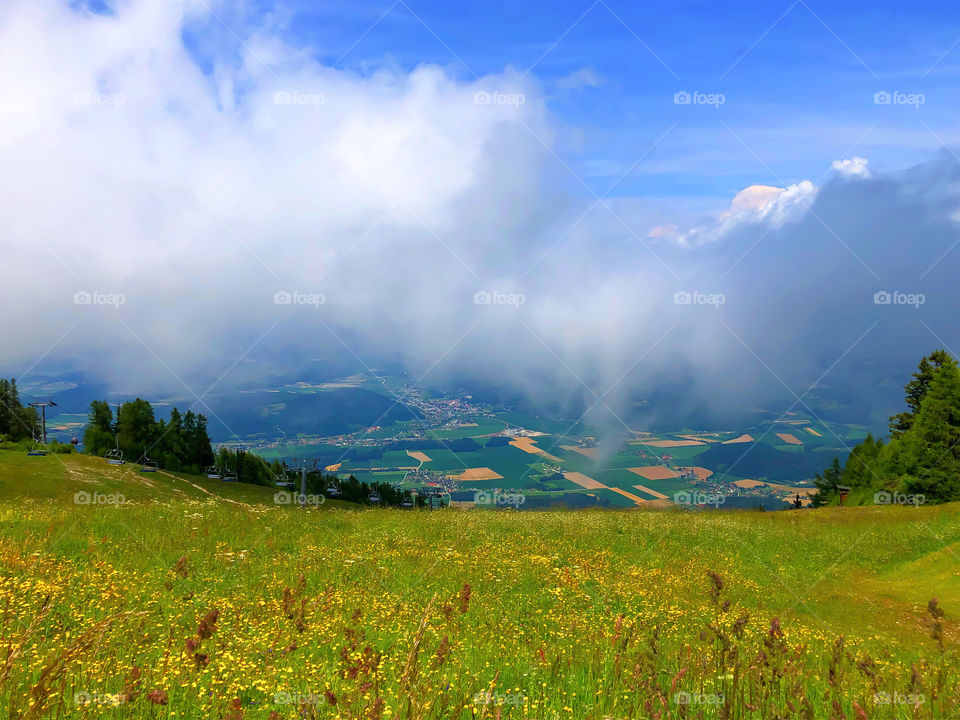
[[0, 450, 958, 718]]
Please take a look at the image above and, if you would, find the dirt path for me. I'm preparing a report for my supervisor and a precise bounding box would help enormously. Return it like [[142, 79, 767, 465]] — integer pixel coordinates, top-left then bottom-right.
[[157, 470, 246, 506]]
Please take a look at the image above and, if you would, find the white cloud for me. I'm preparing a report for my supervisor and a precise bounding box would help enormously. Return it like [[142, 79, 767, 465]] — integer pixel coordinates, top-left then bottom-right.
[[1, 1, 958, 433], [729, 185, 783, 213], [676, 181, 817, 246], [831, 156, 871, 178]]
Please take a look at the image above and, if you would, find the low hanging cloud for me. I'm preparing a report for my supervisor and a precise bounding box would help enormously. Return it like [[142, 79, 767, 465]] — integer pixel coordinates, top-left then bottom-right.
[[2, 0, 959, 435]]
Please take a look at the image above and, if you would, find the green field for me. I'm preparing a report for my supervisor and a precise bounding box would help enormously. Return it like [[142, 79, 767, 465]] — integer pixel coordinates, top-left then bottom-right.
[[594, 468, 694, 496], [0, 450, 957, 718], [254, 421, 856, 508]]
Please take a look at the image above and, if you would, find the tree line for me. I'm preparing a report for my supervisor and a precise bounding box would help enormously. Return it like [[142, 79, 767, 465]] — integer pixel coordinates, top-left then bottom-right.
[[80, 398, 413, 504], [813, 349, 960, 505], [83, 399, 216, 474], [0, 379, 40, 443], [295, 470, 412, 506]]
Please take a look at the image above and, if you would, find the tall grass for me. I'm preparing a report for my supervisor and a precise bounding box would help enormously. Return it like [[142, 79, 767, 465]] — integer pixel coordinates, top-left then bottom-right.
[[0, 455, 957, 718]]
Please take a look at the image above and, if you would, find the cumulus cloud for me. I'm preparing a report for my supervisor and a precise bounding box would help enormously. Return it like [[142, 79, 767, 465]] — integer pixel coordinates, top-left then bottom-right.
[[2, 0, 959, 436], [729, 185, 784, 213], [676, 181, 817, 246], [831, 156, 871, 178]]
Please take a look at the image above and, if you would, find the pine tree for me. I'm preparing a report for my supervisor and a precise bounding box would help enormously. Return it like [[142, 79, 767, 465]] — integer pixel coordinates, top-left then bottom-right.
[[83, 401, 115, 456], [116, 399, 157, 463], [0, 379, 17, 438], [890, 349, 956, 437], [0, 378, 36, 441], [840, 433, 884, 489], [811, 457, 843, 507], [902, 361, 960, 502]]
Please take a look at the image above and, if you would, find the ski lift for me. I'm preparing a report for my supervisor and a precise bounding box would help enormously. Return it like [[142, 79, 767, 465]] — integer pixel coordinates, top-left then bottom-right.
[[205, 465, 222, 479], [139, 456, 158, 473], [106, 436, 124, 465], [27, 398, 56, 454], [27, 441, 47, 456], [326, 482, 341, 497], [275, 472, 294, 488], [401, 497, 413, 509], [369, 491, 382, 505], [223, 472, 238, 482]]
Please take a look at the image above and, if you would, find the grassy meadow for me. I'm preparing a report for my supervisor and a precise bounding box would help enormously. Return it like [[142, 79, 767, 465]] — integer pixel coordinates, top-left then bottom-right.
[[0, 450, 958, 718]]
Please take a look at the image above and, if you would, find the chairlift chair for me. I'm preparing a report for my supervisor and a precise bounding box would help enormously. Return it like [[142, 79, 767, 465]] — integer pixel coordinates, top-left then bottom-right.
[[326, 482, 342, 497], [106, 436, 125, 465], [205, 465, 222, 479], [27, 440, 47, 457], [223, 472, 238, 482], [369, 491, 382, 505], [139, 456, 158, 473]]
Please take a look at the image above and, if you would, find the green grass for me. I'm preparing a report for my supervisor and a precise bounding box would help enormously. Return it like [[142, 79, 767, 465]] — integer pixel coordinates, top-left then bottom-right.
[[1, 450, 958, 719]]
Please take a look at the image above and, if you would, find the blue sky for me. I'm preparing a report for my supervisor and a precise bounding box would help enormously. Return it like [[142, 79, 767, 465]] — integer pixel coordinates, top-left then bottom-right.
[[188, 0, 960, 207]]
